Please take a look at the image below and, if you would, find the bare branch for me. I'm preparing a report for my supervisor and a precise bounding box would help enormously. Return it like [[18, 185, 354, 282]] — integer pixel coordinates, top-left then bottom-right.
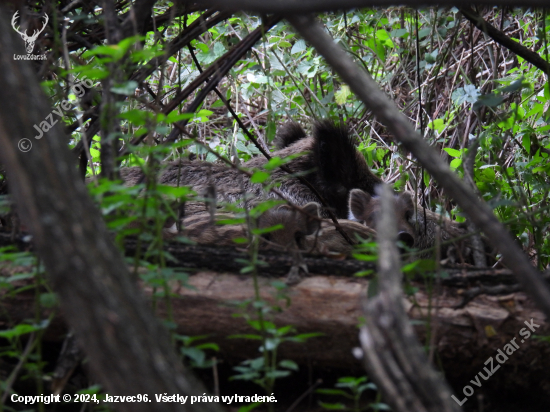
[[359, 184, 460, 412], [459, 6, 550, 76]]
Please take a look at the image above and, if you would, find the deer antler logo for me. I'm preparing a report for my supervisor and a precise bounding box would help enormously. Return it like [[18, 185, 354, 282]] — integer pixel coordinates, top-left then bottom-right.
[[11, 11, 49, 54]]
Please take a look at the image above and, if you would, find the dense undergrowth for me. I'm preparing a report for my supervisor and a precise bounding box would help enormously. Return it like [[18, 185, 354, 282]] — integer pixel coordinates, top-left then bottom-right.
[[1, 3, 550, 412]]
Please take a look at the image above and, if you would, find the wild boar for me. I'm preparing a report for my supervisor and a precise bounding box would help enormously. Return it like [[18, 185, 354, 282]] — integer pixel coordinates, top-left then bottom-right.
[[348, 188, 416, 250], [164, 203, 322, 251], [258, 201, 376, 256], [119, 120, 382, 219], [348, 187, 490, 264]]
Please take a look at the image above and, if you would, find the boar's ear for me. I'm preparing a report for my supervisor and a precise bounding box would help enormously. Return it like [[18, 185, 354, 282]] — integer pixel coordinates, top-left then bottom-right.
[[302, 202, 321, 235], [348, 189, 371, 221], [275, 204, 296, 219], [277, 204, 293, 211]]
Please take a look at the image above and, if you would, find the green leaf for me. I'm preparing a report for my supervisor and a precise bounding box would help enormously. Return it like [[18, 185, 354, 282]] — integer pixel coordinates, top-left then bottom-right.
[[248, 319, 276, 330], [119, 109, 150, 125], [165, 112, 194, 123], [111, 80, 138, 96], [264, 157, 284, 171], [428, 118, 446, 133], [335, 85, 351, 105], [279, 359, 299, 370], [336, 376, 367, 388], [449, 158, 462, 171], [217, 217, 246, 225], [197, 109, 213, 117], [250, 171, 270, 183], [276, 325, 294, 335], [118, 35, 142, 55], [418, 27, 431, 39], [287, 332, 323, 342], [391, 28, 409, 38], [452, 85, 480, 105], [39, 293, 58, 308], [155, 185, 193, 198], [73, 67, 109, 80], [0, 321, 49, 339], [180, 346, 206, 365], [195, 342, 220, 351], [500, 78, 526, 93], [83, 45, 121, 58], [481, 167, 496, 182], [266, 121, 276, 143], [443, 148, 461, 158], [402, 259, 437, 273], [352, 253, 378, 262], [425, 50, 438, 64], [474, 93, 505, 110], [522, 134, 531, 154], [249, 200, 285, 216], [195, 43, 209, 53], [229, 334, 263, 340], [291, 39, 306, 54], [211, 99, 225, 108], [265, 370, 291, 378]]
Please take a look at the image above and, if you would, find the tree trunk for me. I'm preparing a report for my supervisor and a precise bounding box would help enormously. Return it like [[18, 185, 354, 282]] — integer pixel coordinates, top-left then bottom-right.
[[0, 6, 221, 412]]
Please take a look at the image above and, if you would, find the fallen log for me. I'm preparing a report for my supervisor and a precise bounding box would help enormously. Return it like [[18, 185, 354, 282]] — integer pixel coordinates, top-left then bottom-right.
[[1, 232, 549, 399], [1, 264, 549, 393], [0, 230, 518, 282]]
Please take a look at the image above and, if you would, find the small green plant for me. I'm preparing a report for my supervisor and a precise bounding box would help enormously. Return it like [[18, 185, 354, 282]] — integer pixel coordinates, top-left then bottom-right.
[[230, 319, 319, 391], [176, 334, 220, 369], [228, 206, 322, 411], [316, 376, 389, 412], [0, 250, 53, 411]]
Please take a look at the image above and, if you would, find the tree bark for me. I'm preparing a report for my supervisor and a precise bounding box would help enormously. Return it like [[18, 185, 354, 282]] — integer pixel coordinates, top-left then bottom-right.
[[0, 6, 221, 412], [360, 185, 460, 412]]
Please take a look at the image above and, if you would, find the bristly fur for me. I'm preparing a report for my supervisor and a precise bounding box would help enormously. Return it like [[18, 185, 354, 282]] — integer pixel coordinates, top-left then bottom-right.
[[118, 119, 383, 219], [273, 122, 307, 150], [310, 120, 381, 217]]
